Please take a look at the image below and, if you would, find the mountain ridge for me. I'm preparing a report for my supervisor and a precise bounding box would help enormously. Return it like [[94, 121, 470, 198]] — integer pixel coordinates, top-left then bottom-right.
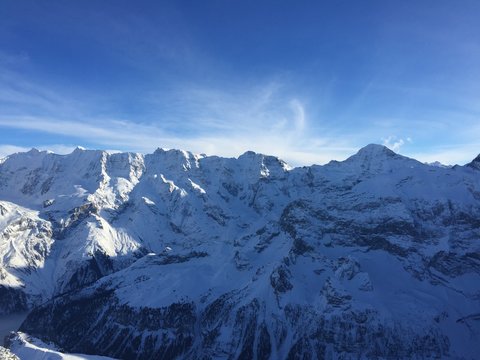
[[0, 144, 479, 359], [3, 142, 476, 170]]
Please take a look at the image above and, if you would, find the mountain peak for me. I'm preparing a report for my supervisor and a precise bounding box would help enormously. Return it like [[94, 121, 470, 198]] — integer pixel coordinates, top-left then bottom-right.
[[153, 147, 168, 154], [239, 150, 258, 157], [335, 143, 419, 174], [344, 143, 399, 163], [467, 153, 480, 170], [356, 143, 396, 157]]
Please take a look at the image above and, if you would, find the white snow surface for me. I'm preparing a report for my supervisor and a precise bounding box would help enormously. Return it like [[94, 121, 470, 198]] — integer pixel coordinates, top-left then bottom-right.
[[9, 332, 116, 360]]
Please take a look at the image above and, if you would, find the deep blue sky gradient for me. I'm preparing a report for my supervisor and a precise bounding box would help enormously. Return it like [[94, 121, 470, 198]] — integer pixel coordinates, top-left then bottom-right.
[[0, 1, 479, 165]]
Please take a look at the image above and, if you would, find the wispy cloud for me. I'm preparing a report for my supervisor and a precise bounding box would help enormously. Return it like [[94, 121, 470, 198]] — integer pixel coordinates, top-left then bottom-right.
[[0, 48, 478, 166], [382, 135, 412, 152], [0, 97, 356, 167], [0, 55, 363, 166], [2, 2, 480, 168], [0, 66, 84, 117], [0, 57, 360, 166], [1, 72, 478, 166]]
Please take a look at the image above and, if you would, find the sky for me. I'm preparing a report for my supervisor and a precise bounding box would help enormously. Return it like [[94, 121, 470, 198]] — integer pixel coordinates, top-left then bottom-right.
[[0, 0, 479, 166]]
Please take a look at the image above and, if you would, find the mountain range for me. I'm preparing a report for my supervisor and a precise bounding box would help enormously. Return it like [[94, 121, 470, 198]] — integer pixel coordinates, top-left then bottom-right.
[[0, 144, 479, 359]]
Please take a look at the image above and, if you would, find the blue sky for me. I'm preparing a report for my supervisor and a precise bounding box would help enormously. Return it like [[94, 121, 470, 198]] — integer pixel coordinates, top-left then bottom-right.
[[0, 0, 479, 165]]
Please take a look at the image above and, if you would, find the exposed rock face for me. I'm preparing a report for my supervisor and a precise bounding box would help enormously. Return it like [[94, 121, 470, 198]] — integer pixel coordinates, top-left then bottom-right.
[[21, 289, 196, 359], [0, 144, 479, 359], [0, 287, 27, 315]]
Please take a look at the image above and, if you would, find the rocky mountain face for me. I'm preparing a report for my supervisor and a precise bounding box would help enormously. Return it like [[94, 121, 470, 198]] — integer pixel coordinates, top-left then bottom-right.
[[0, 144, 479, 359]]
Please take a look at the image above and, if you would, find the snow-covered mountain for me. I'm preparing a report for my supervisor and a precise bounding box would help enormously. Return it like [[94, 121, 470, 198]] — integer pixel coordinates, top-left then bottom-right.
[[1, 144, 479, 359]]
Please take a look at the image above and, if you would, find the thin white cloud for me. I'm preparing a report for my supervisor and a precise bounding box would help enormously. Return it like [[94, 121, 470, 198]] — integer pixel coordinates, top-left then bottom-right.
[[0, 117, 168, 149], [0, 108, 356, 167], [289, 99, 306, 133], [1, 51, 478, 167], [0, 65, 357, 166], [1, 113, 477, 166], [382, 136, 406, 152], [0, 67, 84, 117]]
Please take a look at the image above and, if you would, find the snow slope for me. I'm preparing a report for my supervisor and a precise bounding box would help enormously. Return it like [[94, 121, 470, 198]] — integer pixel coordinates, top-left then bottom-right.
[[7, 332, 116, 360]]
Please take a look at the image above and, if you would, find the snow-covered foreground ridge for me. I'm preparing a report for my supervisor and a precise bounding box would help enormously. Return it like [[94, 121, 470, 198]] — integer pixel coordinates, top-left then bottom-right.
[[5, 332, 115, 360], [0, 144, 479, 359]]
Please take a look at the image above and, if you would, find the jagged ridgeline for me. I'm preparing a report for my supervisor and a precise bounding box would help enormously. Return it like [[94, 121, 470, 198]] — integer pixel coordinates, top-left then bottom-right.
[[0, 145, 479, 359]]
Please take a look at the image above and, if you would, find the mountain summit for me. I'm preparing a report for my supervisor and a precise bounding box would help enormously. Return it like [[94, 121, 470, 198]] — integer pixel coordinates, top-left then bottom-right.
[[467, 153, 480, 170], [1, 145, 479, 359], [354, 143, 396, 156]]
